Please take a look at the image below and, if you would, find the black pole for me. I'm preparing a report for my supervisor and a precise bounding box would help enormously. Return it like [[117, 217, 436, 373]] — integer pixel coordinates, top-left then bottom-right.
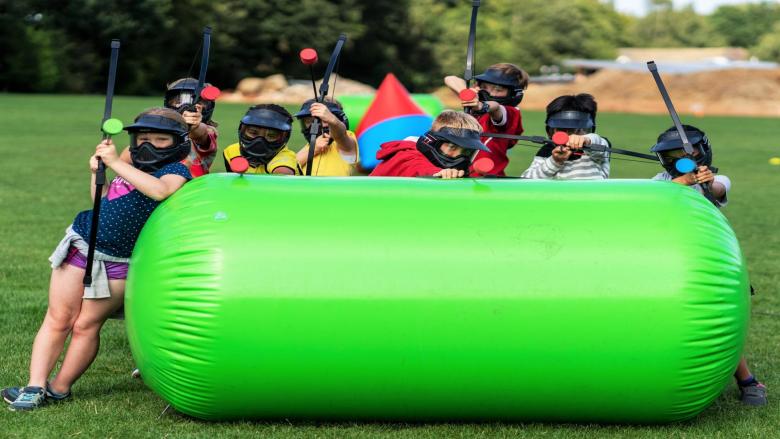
[[481, 132, 659, 161], [196, 27, 212, 97], [647, 61, 716, 201], [305, 34, 347, 176], [463, 0, 480, 113], [84, 39, 120, 286]]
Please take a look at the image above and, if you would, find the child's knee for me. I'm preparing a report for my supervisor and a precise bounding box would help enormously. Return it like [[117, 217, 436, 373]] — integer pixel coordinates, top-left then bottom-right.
[[71, 317, 103, 338], [44, 308, 78, 333]]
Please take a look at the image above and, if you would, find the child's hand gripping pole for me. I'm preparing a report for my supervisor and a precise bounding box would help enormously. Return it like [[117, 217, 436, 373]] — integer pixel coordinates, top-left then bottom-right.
[[647, 61, 718, 204], [85, 39, 123, 287]]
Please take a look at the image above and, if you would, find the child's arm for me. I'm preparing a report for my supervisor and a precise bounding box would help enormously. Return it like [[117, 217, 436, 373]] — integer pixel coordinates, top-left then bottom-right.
[[444, 76, 468, 93], [96, 139, 187, 201], [672, 166, 727, 199], [310, 103, 357, 155], [432, 168, 465, 179], [88, 150, 110, 201], [521, 149, 569, 179], [182, 110, 212, 149]]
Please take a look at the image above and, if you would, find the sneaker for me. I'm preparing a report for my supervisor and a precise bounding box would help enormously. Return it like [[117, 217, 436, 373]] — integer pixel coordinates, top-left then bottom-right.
[[9, 386, 45, 411], [740, 381, 768, 406], [2, 387, 21, 404], [131, 368, 141, 379], [45, 382, 71, 402]]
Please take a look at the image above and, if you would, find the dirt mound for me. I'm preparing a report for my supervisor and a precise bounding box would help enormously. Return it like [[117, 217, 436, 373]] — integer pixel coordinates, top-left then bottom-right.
[[219, 76, 376, 105], [521, 69, 780, 117]]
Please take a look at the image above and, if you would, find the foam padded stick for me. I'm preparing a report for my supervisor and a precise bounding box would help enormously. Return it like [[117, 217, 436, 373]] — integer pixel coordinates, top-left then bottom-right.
[[230, 157, 249, 174], [300, 48, 318, 65], [459, 89, 477, 102], [200, 85, 221, 101], [472, 157, 494, 175], [552, 131, 569, 146], [101, 118, 124, 136]]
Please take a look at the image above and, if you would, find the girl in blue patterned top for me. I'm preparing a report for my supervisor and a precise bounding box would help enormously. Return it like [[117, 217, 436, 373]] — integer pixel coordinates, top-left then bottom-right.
[[2, 108, 192, 411]]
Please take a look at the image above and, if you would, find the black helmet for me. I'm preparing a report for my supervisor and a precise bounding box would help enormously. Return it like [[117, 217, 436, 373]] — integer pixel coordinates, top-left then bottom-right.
[[294, 99, 349, 142], [416, 127, 490, 173], [238, 105, 292, 167], [125, 112, 191, 173], [651, 125, 712, 176], [164, 77, 216, 122], [545, 110, 595, 133], [474, 68, 525, 107]]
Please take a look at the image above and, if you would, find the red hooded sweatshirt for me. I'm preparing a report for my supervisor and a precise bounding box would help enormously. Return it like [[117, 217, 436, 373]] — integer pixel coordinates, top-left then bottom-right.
[[369, 140, 442, 177]]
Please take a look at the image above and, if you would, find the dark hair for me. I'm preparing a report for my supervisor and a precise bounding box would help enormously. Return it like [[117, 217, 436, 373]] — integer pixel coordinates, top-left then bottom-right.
[[546, 93, 597, 118], [249, 103, 293, 119]]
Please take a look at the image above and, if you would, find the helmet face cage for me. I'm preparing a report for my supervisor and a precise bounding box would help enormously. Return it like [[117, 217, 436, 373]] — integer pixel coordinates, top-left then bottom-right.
[[163, 79, 217, 122], [651, 128, 712, 175]]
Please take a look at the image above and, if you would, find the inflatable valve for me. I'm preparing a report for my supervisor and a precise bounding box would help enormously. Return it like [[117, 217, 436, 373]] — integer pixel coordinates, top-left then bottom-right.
[[230, 156, 249, 174]]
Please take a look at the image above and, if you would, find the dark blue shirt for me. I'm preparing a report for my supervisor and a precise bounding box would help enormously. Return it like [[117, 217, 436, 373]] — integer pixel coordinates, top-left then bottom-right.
[[72, 162, 191, 257]]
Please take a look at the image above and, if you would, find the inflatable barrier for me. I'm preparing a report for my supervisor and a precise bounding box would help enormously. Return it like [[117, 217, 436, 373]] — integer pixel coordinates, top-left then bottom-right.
[[126, 175, 749, 422]]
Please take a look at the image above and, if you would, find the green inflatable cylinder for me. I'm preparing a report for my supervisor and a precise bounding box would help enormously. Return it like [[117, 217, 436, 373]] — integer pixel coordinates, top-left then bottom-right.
[[126, 176, 749, 422], [338, 94, 444, 131]]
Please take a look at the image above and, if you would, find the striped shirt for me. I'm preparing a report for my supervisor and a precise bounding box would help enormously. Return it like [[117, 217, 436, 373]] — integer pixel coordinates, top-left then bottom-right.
[[521, 133, 610, 180]]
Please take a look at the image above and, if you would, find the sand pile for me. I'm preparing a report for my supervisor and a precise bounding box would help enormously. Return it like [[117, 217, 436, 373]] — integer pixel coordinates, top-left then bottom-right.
[[521, 69, 780, 117]]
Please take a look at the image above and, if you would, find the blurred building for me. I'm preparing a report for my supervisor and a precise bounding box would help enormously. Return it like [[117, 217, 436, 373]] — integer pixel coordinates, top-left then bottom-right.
[[564, 47, 778, 74]]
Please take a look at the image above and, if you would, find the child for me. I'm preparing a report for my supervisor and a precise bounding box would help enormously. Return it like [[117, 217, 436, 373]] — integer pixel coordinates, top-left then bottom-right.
[[369, 110, 489, 179], [521, 94, 610, 180], [2, 108, 192, 411], [651, 125, 767, 406], [120, 77, 219, 177], [445, 63, 528, 176], [295, 98, 359, 176], [223, 104, 300, 175]]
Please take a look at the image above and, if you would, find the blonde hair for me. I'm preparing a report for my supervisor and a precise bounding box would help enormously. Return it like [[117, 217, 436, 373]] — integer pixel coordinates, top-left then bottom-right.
[[431, 110, 482, 132], [488, 62, 529, 89]]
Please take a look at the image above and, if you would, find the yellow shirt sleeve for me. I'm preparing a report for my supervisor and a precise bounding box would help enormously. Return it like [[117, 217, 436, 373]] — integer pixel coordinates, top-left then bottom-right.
[[266, 147, 301, 175]]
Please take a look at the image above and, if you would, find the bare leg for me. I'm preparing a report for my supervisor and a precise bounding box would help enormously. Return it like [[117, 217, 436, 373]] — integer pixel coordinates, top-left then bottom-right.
[[735, 356, 753, 382], [49, 278, 125, 394], [27, 264, 86, 388]]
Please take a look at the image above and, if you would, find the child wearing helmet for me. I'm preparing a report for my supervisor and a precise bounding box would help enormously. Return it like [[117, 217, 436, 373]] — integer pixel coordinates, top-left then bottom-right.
[[119, 78, 219, 177], [521, 94, 610, 180], [369, 110, 489, 179], [650, 125, 728, 206], [649, 125, 767, 406], [295, 98, 359, 176], [223, 104, 300, 175], [445, 63, 528, 176], [2, 108, 191, 411], [162, 77, 219, 176]]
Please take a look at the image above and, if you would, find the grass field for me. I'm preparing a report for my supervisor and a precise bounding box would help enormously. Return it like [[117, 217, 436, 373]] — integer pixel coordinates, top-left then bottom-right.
[[0, 93, 777, 438]]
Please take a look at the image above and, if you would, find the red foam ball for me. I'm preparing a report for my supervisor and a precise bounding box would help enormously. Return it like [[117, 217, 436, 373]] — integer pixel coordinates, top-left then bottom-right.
[[200, 85, 221, 101], [552, 131, 569, 146], [299, 48, 318, 65], [230, 157, 249, 174], [459, 89, 477, 101], [472, 157, 494, 175]]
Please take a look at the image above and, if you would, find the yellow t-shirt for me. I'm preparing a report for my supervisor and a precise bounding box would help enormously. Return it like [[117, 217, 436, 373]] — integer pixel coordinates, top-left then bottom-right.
[[299, 131, 359, 176], [223, 143, 301, 175]]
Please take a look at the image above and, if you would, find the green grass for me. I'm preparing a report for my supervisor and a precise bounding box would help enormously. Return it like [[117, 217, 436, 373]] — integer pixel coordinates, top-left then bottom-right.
[[0, 93, 777, 438]]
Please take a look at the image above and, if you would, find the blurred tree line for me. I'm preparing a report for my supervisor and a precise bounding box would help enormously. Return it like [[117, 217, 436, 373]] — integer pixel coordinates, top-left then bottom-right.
[[2, 0, 780, 94]]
